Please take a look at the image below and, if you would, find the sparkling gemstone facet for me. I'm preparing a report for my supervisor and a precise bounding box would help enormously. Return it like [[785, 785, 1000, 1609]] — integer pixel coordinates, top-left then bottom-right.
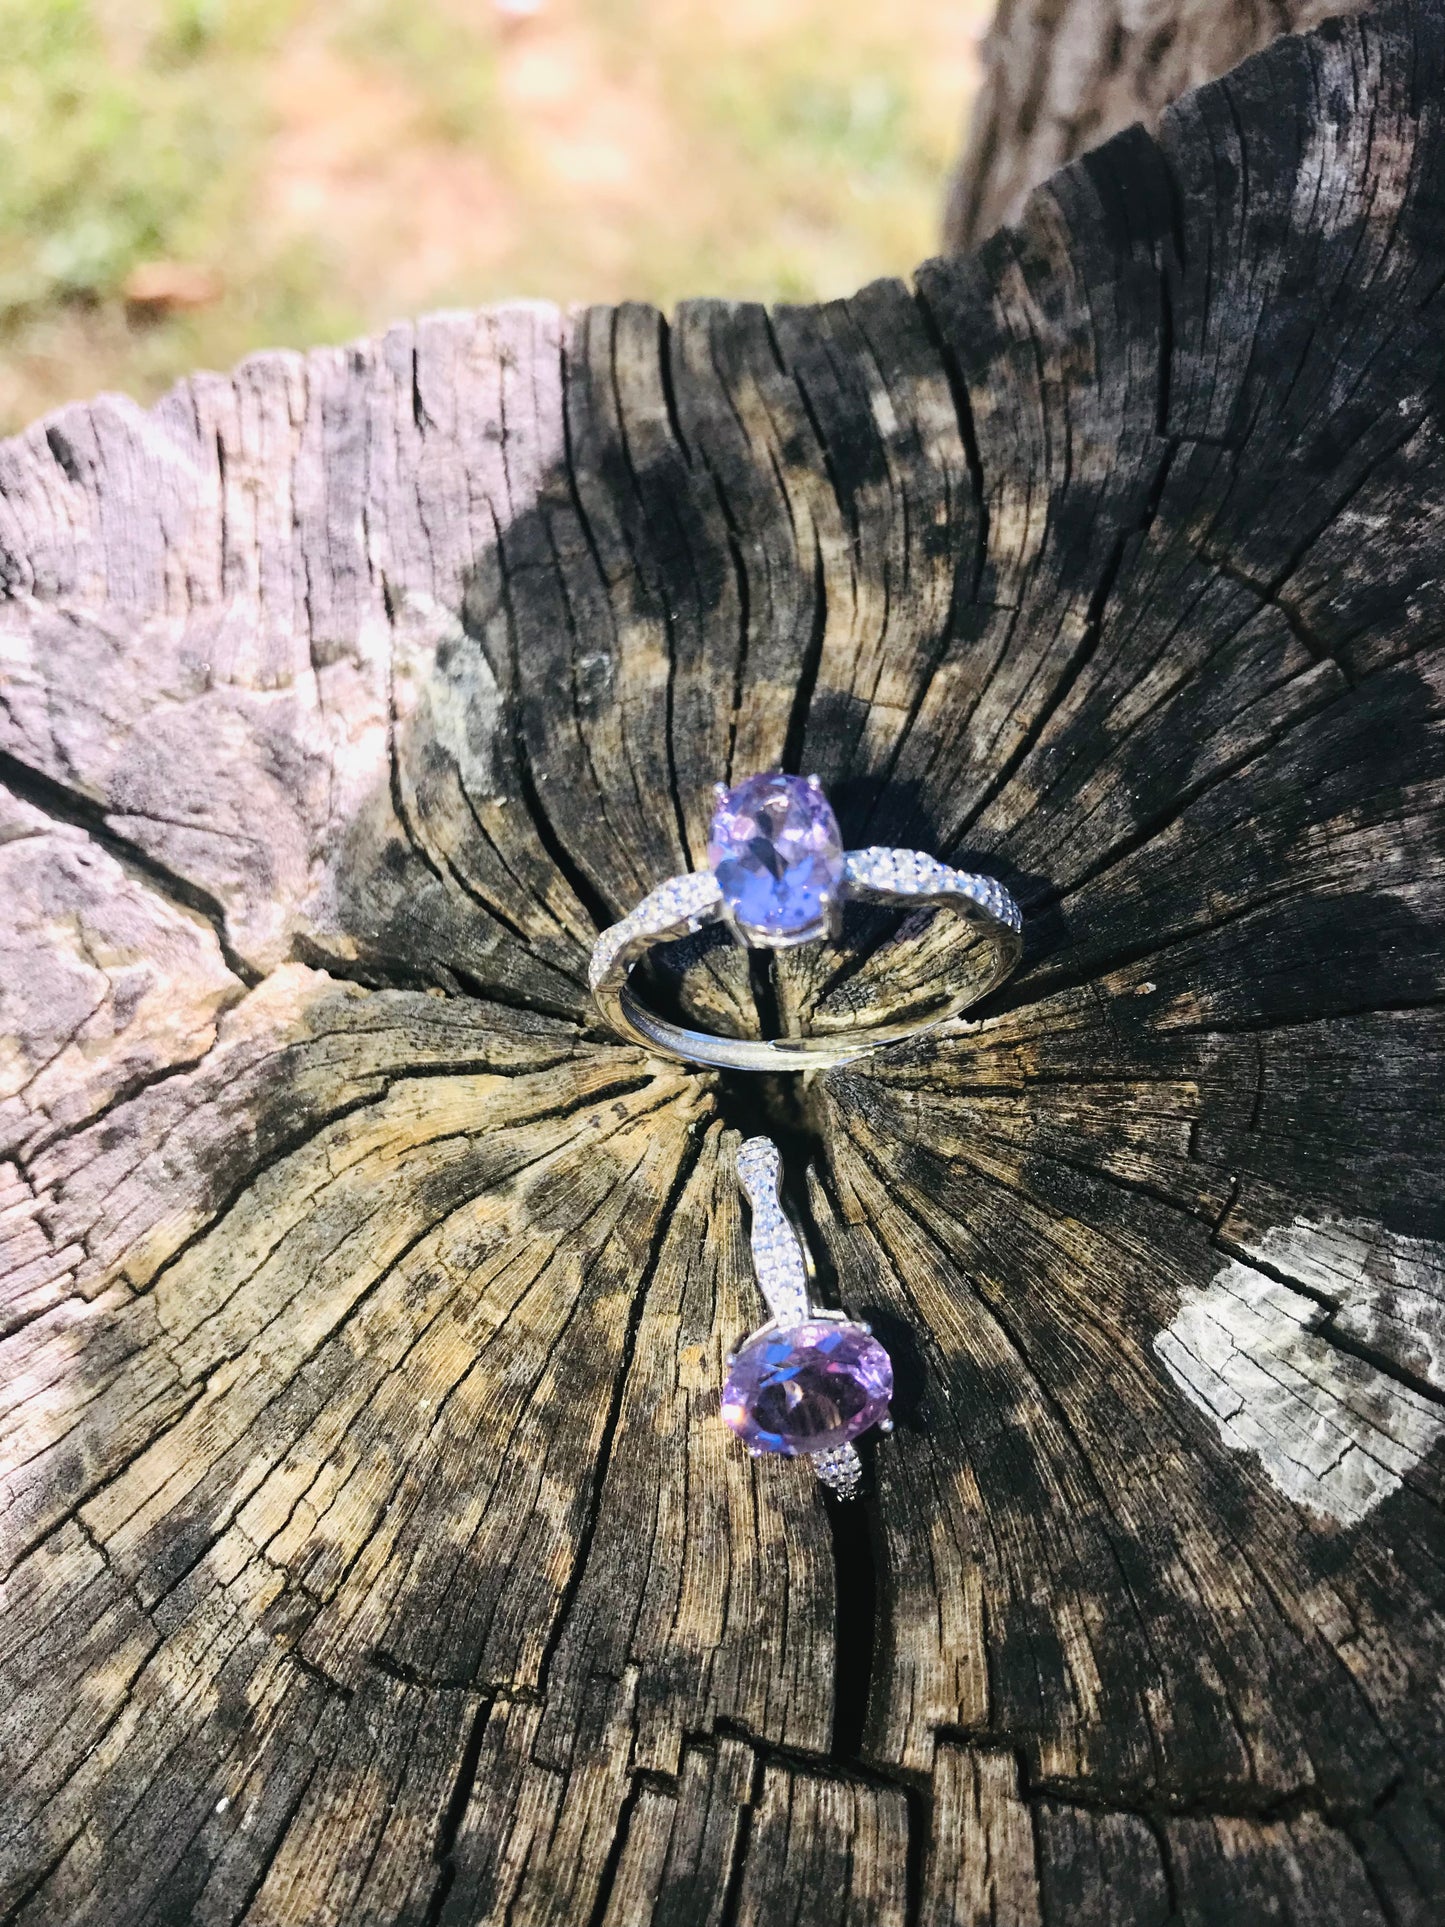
[[707, 772, 844, 939], [722, 1320, 893, 1456]]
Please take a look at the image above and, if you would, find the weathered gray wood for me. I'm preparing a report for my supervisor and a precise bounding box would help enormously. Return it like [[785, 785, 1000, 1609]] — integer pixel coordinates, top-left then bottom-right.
[[3, 2, 1445, 1921], [945, 0, 1369, 252]]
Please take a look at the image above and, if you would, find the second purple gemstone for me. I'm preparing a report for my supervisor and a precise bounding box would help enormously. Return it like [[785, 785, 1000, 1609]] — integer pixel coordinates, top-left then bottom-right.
[[721, 1319, 893, 1456]]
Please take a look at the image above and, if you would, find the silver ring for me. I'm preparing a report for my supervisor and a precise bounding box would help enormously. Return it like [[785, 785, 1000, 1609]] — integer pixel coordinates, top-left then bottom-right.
[[587, 771, 1023, 1070], [723, 1135, 894, 1498]]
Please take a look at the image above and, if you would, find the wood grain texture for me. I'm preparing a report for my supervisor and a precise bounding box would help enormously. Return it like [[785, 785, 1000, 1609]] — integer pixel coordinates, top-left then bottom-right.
[[944, 0, 1371, 253], [3, 3, 1445, 1920]]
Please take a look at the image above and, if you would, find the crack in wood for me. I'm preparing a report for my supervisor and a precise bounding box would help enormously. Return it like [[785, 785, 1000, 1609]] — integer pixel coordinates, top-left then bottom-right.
[[0, 751, 257, 988], [532, 1124, 710, 1702]]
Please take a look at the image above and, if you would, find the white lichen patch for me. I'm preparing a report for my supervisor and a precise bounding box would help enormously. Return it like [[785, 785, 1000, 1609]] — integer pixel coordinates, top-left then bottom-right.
[[1156, 1227, 1445, 1527], [1241, 1217, 1445, 1394]]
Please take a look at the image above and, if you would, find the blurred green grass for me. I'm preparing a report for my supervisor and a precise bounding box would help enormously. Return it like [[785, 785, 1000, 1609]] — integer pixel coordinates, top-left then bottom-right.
[[0, 0, 984, 432]]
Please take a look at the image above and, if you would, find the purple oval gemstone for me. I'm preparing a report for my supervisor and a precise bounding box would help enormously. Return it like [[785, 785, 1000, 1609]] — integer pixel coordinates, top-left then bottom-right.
[[707, 772, 844, 939], [722, 1320, 893, 1456]]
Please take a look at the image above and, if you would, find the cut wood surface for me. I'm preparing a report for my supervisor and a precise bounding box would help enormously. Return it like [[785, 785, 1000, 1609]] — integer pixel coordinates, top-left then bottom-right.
[[3, 2, 1445, 1921], [945, 0, 1369, 252]]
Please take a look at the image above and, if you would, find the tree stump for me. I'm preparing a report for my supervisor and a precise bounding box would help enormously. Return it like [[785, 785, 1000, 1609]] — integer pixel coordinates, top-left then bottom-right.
[[3, 3, 1445, 1921], [944, 0, 1368, 252]]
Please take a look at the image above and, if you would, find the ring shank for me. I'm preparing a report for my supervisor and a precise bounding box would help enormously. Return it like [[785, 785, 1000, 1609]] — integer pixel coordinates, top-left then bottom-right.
[[591, 856, 1023, 1070]]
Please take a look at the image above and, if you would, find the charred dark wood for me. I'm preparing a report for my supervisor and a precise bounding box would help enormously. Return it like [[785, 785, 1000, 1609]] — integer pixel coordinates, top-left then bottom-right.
[[3, 3, 1445, 1922], [944, 0, 1368, 252]]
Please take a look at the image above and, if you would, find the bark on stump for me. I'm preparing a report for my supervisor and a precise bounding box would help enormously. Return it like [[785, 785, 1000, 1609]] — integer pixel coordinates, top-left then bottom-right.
[[944, 0, 1368, 252], [4, 3, 1445, 1922]]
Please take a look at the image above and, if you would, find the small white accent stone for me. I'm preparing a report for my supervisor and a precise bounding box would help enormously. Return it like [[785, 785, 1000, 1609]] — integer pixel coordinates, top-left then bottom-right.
[[737, 1136, 810, 1326], [844, 847, 1021, 930], [812, 1443, 863, 1498], [589, 870, 723, 989]]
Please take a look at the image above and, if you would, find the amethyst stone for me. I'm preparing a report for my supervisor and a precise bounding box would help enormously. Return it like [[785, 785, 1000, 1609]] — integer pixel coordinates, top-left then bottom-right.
[[722, 1320, 893, 1456], [707, 772, 844, 939]]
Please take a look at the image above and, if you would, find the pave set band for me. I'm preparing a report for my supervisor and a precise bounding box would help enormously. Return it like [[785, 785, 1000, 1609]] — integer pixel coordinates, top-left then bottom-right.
[[723, 1136, 893, 1498], [587, 772, 1023, 1071]]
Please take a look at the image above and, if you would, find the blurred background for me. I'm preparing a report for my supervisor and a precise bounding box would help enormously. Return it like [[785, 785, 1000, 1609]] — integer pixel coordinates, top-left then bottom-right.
[[0, 0, 990, 434]]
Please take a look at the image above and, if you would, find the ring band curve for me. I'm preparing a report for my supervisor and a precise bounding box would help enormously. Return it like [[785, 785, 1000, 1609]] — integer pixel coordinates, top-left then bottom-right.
[[587, 775, 1023, 1070]]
